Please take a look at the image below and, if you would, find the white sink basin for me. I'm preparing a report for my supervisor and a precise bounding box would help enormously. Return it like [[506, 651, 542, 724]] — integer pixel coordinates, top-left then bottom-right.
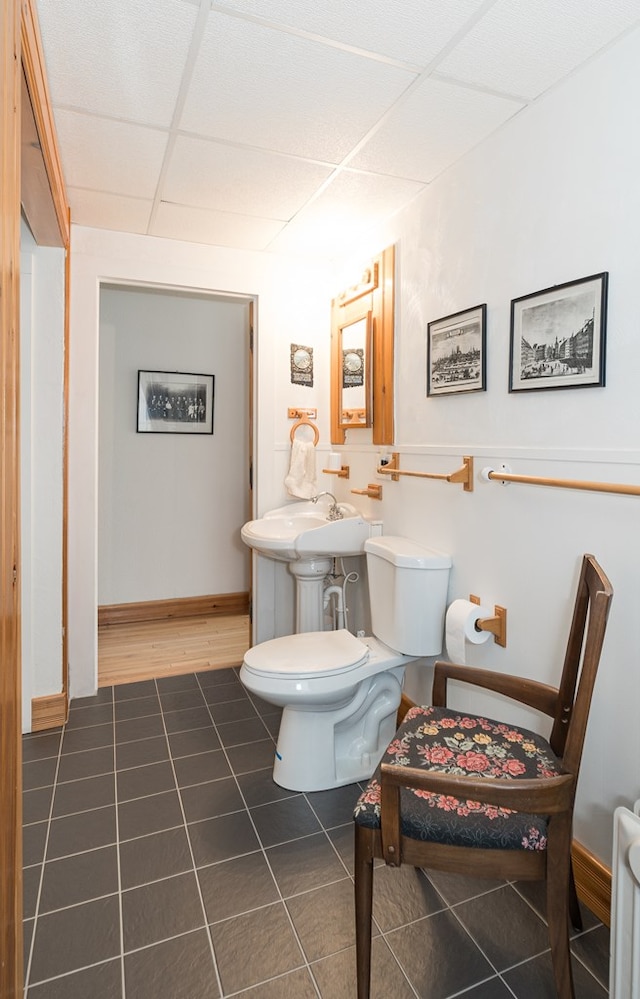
[[241, 501, 372, 562]]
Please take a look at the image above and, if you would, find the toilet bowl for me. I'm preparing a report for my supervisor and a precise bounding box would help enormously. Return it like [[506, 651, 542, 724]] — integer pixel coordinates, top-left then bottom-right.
[[240, 536, 452, 792]]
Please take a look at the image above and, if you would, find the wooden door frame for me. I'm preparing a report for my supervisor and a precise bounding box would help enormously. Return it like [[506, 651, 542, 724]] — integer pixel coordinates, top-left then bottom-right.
[[1, 1, 69, 994], [1, 2, 22, 994]]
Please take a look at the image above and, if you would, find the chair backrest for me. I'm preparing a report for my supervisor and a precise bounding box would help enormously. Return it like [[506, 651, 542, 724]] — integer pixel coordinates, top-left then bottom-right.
[[549, 554, 613, 773]]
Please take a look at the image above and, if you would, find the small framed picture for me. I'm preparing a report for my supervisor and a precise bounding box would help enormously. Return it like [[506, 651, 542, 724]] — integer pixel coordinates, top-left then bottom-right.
[[509, 272, 608, 393], [137, 370, 214, 434], [427, 304, 487, 396]]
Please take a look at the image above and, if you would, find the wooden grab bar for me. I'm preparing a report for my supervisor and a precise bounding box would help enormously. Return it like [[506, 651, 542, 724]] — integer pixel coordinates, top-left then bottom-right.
[[483, 466, 640, 497], [377, 453, 474, 492]]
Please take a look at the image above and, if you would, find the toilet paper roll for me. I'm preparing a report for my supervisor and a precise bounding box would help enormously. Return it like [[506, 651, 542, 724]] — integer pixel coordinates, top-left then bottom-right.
[[445, 598, 493, 665], [327, 452, 342, 471]]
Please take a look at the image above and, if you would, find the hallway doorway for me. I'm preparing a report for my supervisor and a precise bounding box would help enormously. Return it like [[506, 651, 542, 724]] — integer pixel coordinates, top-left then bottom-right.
[[97, 284, 253, 687]]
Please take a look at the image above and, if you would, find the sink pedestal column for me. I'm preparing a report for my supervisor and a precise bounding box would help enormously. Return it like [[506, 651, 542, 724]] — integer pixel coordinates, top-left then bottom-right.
[[289, 557, 332, 633]]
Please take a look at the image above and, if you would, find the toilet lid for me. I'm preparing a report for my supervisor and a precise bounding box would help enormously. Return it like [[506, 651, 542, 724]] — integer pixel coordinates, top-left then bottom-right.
[[243, 629, 370, 678]]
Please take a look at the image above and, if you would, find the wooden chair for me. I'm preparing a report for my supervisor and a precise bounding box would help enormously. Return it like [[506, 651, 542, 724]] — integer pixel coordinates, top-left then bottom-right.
[[354, 554, 613, 999]]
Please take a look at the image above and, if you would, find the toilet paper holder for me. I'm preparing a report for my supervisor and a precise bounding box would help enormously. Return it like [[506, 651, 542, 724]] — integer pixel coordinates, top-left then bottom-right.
[[469, 594, 507, 648]]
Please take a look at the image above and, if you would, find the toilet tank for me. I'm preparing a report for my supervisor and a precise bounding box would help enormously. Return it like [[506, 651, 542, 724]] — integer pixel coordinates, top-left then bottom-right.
[[364, 536, 452, 656]]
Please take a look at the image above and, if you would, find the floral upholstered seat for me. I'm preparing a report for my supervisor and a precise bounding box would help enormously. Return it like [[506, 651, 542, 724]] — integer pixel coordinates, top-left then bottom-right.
[[354, 704, 563, 851]]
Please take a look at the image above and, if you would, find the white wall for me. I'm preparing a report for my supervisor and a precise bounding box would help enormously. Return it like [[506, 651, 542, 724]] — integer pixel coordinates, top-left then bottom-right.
[[20, 222, 65, 731], [64, 24, 640, 866], [323, 25, 640, 865], [99, 286, 249, 604], [68, 229, 334, 697]]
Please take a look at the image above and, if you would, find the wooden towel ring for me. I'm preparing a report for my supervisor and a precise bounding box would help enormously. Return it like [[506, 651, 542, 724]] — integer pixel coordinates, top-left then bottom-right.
[[290, 416, 319, 445]]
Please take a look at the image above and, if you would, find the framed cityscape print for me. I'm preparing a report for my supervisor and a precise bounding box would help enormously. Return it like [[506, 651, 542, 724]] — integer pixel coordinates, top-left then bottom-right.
[[427, 304, 486, 396], [137, 370, 215, 434], [509, 272, 608, 392]]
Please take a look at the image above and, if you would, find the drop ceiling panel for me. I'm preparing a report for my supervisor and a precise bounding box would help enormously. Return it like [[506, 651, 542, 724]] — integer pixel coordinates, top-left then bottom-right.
[[350, 78, 524, 183], [53, 111, 168, 199], [151, 202, 285, 250], [162, 136, 334, 219], [36, 0, 198, 126], [180, 12, 417, 161], [436, 0, 640, 100], [67, 189, 153, 234], [212, 0, 490, 67], [269, 169, 424, 255]]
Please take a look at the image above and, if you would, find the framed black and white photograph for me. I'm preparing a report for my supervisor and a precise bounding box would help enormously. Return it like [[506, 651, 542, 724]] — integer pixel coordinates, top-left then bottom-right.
[[427, 304, 486, 396], [137, 370, 214, 434], [509, 272, 608, 393]]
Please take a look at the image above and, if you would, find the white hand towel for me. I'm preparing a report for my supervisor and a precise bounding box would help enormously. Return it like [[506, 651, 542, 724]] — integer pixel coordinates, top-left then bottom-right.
[[284, 439, 317, 499]]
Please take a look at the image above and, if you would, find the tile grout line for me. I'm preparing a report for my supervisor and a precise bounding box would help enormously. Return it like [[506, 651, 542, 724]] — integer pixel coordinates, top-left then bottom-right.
[[194, 672, 323, 998], [111, 688, 127, 999], [22, 727, 65, 996], [154, 677, 225, 998]]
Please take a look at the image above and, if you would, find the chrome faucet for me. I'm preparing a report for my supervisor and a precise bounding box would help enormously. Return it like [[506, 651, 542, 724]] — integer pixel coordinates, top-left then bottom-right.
[[311, 491, 343, 521]]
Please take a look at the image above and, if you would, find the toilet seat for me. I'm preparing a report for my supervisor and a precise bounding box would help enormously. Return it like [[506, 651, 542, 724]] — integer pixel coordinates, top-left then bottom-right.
[[243, 628, 369, 680]]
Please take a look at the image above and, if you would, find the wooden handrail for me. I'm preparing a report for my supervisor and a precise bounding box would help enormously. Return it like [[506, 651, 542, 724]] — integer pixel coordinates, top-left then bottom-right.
[[483, 466, 640, 497], [377, 453, 474, 491]]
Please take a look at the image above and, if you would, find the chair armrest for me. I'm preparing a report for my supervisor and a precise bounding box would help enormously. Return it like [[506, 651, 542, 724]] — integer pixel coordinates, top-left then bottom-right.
[[432, 660, 558, 717], [380, 762, 574, 814], [379, 762, 574, 866]]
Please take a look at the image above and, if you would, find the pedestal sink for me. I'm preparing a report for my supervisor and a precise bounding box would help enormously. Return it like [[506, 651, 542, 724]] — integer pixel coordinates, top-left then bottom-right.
[[241, 500, 377, 632]]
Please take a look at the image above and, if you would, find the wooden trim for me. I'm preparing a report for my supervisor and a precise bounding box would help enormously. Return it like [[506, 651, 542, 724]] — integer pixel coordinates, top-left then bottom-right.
[[331, 244, 395, 446], [31, 691, 68, 732], [98, 592, 250, 628], [1, 1, 23, 994], [20, 0, 69, 248], [372, 243, 394, 446], [62, 232, 70, 699], [572, 839, 611, 927], [397, 692, 415, 726]]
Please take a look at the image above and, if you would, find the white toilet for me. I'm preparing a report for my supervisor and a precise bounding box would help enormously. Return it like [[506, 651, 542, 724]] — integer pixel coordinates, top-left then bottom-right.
[[239, 536, 452, 792]]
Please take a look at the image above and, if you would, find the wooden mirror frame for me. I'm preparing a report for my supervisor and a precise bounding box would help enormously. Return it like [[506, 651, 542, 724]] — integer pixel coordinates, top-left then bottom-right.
[[330, 244, 395, 445]]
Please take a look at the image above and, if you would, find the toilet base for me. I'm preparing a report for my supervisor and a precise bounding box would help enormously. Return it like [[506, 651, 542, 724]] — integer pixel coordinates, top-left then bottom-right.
[[271, 668, 404, 792]]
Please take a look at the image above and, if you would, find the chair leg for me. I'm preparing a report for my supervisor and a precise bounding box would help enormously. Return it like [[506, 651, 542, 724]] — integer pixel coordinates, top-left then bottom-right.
[[354, 824, 374, 999], [568, 861, 583, 933], [546, 824, 575, 999]]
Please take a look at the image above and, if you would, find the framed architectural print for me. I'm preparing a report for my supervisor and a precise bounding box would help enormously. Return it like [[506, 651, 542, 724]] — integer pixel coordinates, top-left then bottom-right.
[[427, 304, 486, 396], [137, 370, 215, 434], [509, 273, 608, 392]]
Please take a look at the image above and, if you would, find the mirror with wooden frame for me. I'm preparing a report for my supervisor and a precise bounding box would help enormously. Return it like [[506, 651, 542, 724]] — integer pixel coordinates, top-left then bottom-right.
[[330, 244, 395, 445]]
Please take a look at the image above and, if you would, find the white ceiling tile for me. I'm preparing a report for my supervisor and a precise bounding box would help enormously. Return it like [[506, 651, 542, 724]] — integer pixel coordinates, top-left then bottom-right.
[[53, 111, 168, 199], [180, 11, 417, 160], [212, 0, 484, 66], [213, 0, 489, 67], [67, 188, 152, 234], [268, 170, 424, 255], [162, 136, 334, 218], [36, 0, 198, 126], [437, 0, 640, 100], [350, 78, 524, 183], [151, 202, 286, 250]]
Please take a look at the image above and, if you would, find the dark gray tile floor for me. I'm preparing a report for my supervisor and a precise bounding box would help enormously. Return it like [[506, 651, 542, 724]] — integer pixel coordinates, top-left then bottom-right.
[[22, 668, 610, 998]]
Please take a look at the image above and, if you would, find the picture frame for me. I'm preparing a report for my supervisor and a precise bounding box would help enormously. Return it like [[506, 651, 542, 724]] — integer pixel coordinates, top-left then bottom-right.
[[137, 370, 214, 434], [290, 343, 314, 387], [427, 304, 487, 396], [509, 272, 608, 393]]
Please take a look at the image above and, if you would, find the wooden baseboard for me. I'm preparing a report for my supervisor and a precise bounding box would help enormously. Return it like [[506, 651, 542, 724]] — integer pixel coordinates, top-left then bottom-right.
[[98, 592, 249, 628], [397, 692, 414, 726], [572, 839, 611, 926], [31, 692, 68, 732]]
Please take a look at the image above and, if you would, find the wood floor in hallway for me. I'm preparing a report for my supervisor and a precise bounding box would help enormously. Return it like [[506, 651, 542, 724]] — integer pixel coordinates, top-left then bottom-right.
[[98, 613, 251, 687]]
